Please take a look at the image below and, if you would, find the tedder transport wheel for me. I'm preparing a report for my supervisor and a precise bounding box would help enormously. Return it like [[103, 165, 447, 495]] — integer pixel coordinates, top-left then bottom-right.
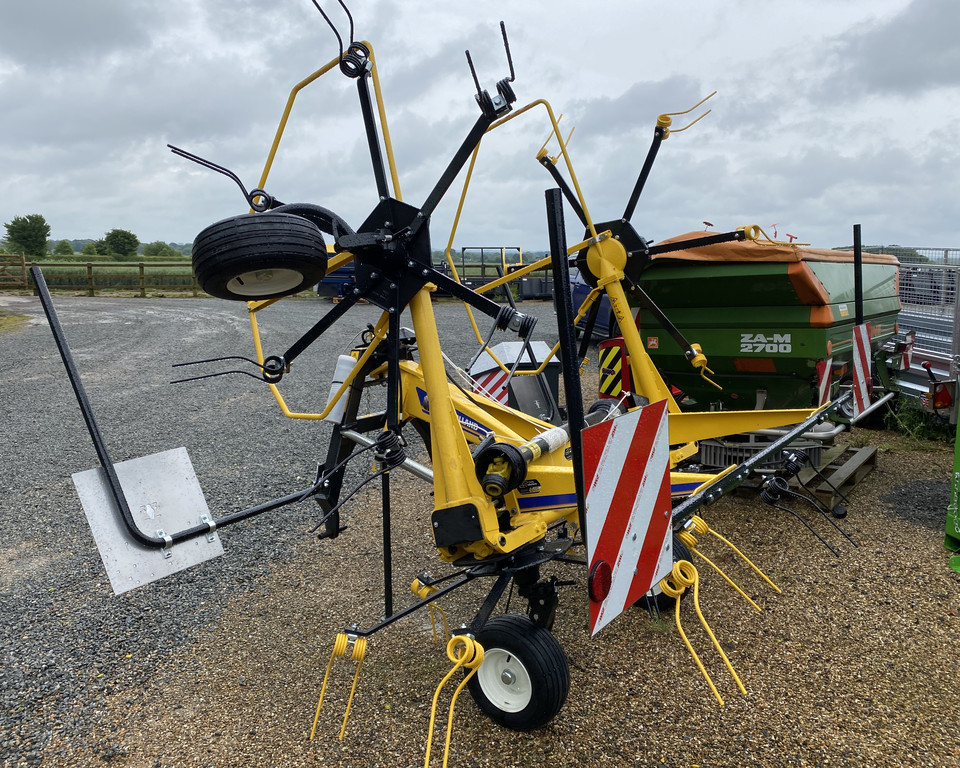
[[192, 212, 328, 300], [467, 614, 569, 731]]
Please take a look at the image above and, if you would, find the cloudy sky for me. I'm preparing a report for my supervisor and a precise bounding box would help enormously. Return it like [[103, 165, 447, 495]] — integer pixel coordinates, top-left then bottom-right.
[[1, 0, 957, 252]]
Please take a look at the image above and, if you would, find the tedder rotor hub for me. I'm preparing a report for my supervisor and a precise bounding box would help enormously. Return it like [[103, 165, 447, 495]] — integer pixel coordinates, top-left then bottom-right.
[[576, 219, 649, 286]]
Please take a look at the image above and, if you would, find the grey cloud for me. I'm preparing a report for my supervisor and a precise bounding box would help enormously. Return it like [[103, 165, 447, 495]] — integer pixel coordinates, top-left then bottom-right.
[[838, 0, 960, 94], [0, 0, 159, 68], [566, 76, 707, 140]]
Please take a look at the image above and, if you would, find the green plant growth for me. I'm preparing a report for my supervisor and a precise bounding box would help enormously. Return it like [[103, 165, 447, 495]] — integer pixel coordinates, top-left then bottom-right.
[[4, 214, 51, 259], [142, 241, 184, 260], [0, 308, 26, 334], [883, 398, 955, 444], [103, 229, 140, 260], [833, 244, 927, 263], [53, 239, 75, 257], [34, 263, 198, 293]]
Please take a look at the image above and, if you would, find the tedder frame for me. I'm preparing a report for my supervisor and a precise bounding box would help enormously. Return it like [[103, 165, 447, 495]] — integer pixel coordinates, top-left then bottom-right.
[[41, 1, 849, 739]]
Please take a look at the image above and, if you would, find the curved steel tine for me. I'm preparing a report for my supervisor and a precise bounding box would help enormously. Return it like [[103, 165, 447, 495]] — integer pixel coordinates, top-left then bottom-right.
[[172, 355, 266, 370], [464, 49, 483, 97], [167, 144, 250, 200], [499, 21, 515, 82], [170, 369, 267, 385], [310, 0, 344, 59], [336, 0, 355, 46]]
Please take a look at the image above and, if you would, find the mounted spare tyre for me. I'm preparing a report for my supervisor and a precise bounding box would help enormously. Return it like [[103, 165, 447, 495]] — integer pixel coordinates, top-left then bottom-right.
[[192, 212, 328, 300]]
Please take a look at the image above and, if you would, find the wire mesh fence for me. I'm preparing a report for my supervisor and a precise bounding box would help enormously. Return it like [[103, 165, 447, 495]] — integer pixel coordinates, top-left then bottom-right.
[[871, 247, 960, 359]]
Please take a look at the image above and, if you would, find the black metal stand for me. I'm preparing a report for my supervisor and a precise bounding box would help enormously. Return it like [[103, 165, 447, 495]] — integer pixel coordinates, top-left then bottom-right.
[[545, 188, 589, 557]]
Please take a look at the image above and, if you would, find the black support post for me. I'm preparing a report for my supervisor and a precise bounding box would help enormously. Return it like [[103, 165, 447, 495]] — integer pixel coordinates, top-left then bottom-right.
[[545, 189, 588, 554], [853, 223, 864, 326]]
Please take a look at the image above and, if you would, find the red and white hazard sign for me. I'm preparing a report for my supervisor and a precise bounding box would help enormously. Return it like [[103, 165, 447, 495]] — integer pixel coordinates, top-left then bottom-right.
[[581, 399, 673, 635], [851, 322, 872, 418], [901, 330, 915, 371], [816, 357, 833, 407], [472, 369, 510, 404]]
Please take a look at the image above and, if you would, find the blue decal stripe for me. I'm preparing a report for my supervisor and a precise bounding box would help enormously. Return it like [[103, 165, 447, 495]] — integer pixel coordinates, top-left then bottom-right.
[[517, 493, 578, 511], [671, 481, 702, 498]]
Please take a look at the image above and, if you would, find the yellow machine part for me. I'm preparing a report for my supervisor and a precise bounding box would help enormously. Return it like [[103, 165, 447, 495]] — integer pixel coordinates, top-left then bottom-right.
[[598, 343, 625, 397]]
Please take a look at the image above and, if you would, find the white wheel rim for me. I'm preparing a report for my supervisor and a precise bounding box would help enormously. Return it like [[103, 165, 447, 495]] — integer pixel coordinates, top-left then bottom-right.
[[477, 648, 533, 713], [226, 268, 304, 296]]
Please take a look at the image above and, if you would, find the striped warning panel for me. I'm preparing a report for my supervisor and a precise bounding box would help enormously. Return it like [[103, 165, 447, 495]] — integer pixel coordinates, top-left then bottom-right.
[[472, 368, 510, 404], [901, 331, 915, 371], [852, 323, 872, 418], [816, 356, 833, 406], [582, 400, 673, 636]]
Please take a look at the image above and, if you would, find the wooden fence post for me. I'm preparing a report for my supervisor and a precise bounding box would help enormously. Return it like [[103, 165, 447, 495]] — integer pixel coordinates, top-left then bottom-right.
[[139, 263, 146, 297], [87, 263, 95, 297]]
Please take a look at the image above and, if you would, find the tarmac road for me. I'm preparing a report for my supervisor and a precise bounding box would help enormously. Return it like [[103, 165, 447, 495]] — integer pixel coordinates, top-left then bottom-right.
[[0, 293, 560, 766]]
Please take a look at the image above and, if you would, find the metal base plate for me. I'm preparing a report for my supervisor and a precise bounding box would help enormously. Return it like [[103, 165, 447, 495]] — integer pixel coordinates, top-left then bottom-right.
[[73, 447, 223, 595]]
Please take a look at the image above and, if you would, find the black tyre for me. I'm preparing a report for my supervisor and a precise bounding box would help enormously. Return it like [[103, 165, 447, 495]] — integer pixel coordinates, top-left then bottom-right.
[[587, 398, 627, 420], [467, 614, 569, 731], [192, 212, 328, 300], [638, 533, 691, 613]]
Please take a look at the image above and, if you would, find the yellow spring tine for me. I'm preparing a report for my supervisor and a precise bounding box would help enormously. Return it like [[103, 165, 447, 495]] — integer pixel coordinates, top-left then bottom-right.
[[678, 530, 762, 612], [658, 560, 747, 704], [424, 636, 484, 768], [660, 562, 723, 705], [310, 633, 367, 742]]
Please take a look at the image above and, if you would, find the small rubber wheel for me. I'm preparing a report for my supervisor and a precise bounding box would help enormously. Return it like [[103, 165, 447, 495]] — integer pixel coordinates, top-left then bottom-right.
[[467, 614, 569, 731], [192, 212, 328, 300]]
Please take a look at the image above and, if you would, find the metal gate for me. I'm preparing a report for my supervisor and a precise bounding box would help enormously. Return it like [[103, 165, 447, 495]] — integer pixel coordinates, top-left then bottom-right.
[[873, 247, 960, 419], [882, 247, 960, 360], [0, 254, 28, 290]]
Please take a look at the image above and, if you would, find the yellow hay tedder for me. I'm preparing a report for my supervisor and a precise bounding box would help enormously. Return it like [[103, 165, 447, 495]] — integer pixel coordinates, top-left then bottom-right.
[[39, 2, 851, 752]]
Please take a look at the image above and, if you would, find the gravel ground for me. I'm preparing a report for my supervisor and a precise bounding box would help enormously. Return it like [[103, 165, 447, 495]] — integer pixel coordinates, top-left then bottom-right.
[[1, 294, 958, 768]]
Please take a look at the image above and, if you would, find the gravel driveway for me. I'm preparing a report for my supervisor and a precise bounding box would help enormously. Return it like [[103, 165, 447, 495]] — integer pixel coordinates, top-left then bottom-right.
[[1, 294, 958, 768]]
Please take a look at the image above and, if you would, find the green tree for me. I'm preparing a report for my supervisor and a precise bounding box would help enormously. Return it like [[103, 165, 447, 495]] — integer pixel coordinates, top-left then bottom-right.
[[4, 214, 51, 259], [81, 242, 98, 256], [876, 245, 926, 263], [93, 239, 110, 256], [53, 239, 75, 257], [103, 228, 140, 260], [142, 240, 177, 260]]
